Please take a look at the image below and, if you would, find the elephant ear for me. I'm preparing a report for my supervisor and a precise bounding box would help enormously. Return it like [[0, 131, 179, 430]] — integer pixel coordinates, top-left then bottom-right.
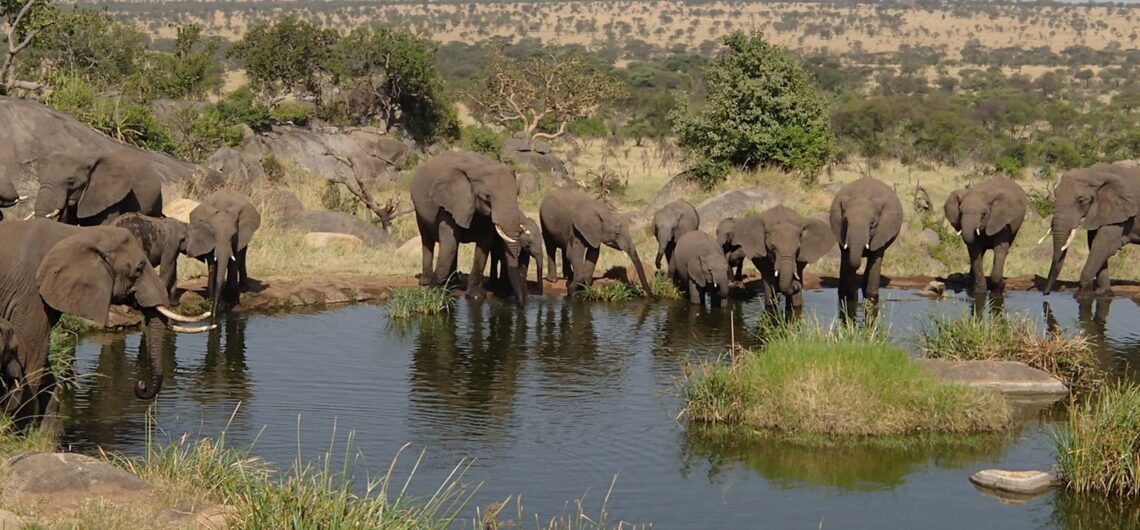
[[36, 236, 114, 326], [431, 168, 476, 229], [183, 219, 216, 258], [736, 217, 767, 259], [716, 219, 735, 249], [986, 187, 1025, 236], [944, 190, 963, 231], [688, 255, 707, 286], [871, 196, 903, 250], [236, 202, 262, 250], [799, 218, 834, 263], [572, 207, 606, 249], [829, 196, 845, 244], [1087, 172, 1138, 229], [77, 156, 133, 220]]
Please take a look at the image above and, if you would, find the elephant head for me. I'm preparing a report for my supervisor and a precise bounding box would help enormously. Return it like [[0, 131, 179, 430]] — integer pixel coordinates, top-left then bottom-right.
[[739, 207, 834, 294], [519, 217, 543, 294], [716, 217, 745, 273], [1045, 164, 1140, 294], [652, 201, 699, 269], [690, 253, 731, 301], [190, 193, 261, 318], [572, 205, 652, 295], [829, 177, 903, 268], [35, 226, 213, 399], [944, 178, 1024, 246], [0, 176, 26, 220], [34, 150, 132, 223]]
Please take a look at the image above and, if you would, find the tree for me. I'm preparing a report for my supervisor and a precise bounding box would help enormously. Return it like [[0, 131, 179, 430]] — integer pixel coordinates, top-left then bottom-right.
[[27, 7, 148, 87], [228, 15, 337, 105], [465, 45, 626, 141], [671, 31, 833, 186], [1, 0, 55, 95], [139, 24, 223, 101]]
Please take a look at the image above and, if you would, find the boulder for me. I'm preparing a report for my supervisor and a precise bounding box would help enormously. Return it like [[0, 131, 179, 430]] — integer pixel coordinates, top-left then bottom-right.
[[500, 135, 572, 187], [282, 211, 392, 247], [1, 452, 153, 515], [398, 236, 433, 257], [920, 280, 947, 298], [155, 503, 236, 530], [915, 359, 1069, 398], [694, 187, 783, 231], [651, 170, 701, 208], [970, 469, 1060, 496], [164, 198, 200, 223], [259, 189, 304, 222], [304, 232, 363, 252]]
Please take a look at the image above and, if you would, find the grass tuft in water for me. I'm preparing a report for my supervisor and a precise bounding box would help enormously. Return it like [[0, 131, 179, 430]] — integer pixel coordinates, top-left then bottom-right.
[[1056, 383, 1140, 498], [917, 311, 1103, 391], [387, 286, 457, 319], [576, 281, 641, 302], [647, 272, 681, 300], [683, 318, 1011, 437]]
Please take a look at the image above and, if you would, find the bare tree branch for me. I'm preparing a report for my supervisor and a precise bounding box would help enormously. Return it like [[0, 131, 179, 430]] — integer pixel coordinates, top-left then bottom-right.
[[319, 146, 412, 231]]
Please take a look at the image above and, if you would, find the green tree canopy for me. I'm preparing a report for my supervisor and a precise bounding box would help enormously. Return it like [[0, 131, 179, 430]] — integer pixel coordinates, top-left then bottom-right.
[[228, 15, 337, 104], [139, 24, 223, 101]]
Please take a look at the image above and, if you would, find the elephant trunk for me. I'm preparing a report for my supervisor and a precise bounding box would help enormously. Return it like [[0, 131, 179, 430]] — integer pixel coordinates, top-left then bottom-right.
[[627, 247, 653, 298], [1045, 216, 1079, 295], [960, 217, 980, 246], [844, 230, 868, 269], [534, 250, 544, 296], [502, 239, 527, 306], [33, 183, 67, 220], [135, 309, 167, 399], [0, 178, 20, 207], [777, 255, 796, 295], [715, 262, 730, 299], [654, 225, 671, 269]]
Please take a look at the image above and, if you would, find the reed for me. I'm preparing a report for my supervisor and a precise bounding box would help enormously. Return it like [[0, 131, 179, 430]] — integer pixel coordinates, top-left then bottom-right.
[[1056, 383, 1140, 498], [386, 286, 457, 319]]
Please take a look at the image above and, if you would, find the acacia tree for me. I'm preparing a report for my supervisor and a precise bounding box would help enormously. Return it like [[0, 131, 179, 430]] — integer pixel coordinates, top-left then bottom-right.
[[1, 0, 55, 95], [466, 45, 626, 141], [228, 15, 337, 105]]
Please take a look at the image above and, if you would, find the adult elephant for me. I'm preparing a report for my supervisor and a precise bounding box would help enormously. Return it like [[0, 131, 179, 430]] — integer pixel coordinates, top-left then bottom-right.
[[539, 187, 651, 295], [411, 151, 528, 305], [716, 217, 746, 281], [652, 200, 700, 269], [722, 206, 833, 313], [190, 190, 262, 318], [0, 176, 27, 220], [490, 216, 542, 296], [944, 176, 1027, 293], [668, 230, 730, 307], [32, 148, 163, 225], [0, 220, 212, 432], [1044, 163, 1140, 297], [829, 176, 903, 303]]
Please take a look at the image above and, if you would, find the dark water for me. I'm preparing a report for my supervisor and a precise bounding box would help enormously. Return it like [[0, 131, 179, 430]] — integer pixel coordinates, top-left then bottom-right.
[[58, 289, 1140, 528]]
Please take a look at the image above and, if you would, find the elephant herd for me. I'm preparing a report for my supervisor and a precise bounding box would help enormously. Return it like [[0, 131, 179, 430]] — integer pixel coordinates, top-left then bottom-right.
[[0, 145, 260, 433]]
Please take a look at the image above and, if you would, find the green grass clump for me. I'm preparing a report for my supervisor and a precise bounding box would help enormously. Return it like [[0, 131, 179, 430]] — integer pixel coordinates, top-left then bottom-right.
[[917, 312, 1103, 391], [1056, 383, 1140, 498], [683, 319, 1010, 437], [386, 286, 457, 319], [576, 281, 641, 302], [648, 272, 681, 300]]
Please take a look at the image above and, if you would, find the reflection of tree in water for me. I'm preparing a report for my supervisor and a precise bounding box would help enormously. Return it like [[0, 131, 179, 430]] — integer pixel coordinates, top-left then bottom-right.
[[679, 425, 1012, 492], [1050, 490, 1140, 530]]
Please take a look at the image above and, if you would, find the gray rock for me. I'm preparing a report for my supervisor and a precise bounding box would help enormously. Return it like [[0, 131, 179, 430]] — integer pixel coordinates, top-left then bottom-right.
[[260, 189, 304, 222], [694, 187, 783, 231], [516, 172, 539, 196], [970, 469, 1060, 496], [918, 228, 942, 247], [920, 280, 946, 298], [500, 135, 572, 188], [282, 211, 392, 247], [915, 359, 1069, 398], [651, 170, 701, 208], [1, 452, 153, 515]]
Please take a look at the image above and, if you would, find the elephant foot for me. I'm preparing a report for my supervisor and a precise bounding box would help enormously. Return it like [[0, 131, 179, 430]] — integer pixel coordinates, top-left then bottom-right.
[[988, 278, 1006, 292], [419, 274, 435, 287], [1095, 286, 1115, 299], [1073, 287, 1100, 301], [465, 284, 488, 300]]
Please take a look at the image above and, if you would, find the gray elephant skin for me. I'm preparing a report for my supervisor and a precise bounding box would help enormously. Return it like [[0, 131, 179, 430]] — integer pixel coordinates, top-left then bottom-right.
[[716, 217, 746, 281], [411, 151, 529, 305], [652, 200, 700, 269], [944, 176, 1027, 293], [0, 220, 212, 432], [721, 206, 833, 312], [1045, 163, 1140, 297], [829, 176, 903, 302], [111, 213, 216, 305], [668, 230, 730, 307], [539, 187, 651, 295], [490, 216, 543, 295], [33, 147, 163, 225], [190, 190, 262, 318], [0, 175, 26, 220]]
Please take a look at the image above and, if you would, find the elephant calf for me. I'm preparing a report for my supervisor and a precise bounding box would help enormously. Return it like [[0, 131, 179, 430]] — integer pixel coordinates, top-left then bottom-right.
[[944, 176, 1027, 293], [669, 231, 730, 307], [829, 176, 903, 304], [652, 200, 700, 269], [490, 216, 543, 295], [112, 213, 216, 306], [716, 217, 746, 281]]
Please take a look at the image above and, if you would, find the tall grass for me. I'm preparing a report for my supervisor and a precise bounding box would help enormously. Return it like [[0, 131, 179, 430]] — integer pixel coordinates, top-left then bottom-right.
[[576, 281, 642, 302], [917, 311, 1103, 391], [387, 286, 457, 319], [683, 319, 1010, 437], [1056, 383, 1140, 498], [648, 272, 681, 300]]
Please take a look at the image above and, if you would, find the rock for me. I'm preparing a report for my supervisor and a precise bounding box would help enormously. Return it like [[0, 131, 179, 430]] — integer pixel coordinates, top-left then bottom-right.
[[500, 135, 572, 187], [915, 359, 1069, 398], [398, 236, 425, 257], [155, 503, 236, 530], [260, 189, 304, 222], [164, 198, 200, 223], [694, 187, 783, 231], [651, 170, 701, 208], [303, 232, 363, 252], [282, 211, 392, 247], [0, 509, 22, 528], [918, 229, 941, 247], [107, 305, 143, 328], [516, 172, 539, 195], [920, 280, 946, 298], [970, 469, 1060, 496], [1, 452, 154, 515]]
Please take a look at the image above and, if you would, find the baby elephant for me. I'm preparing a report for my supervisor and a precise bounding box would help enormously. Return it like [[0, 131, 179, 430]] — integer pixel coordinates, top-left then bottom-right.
[[652, 200, 700, 269], [725, 206, 834, 313], [111, 213, 215, 305], [669, 231, 730, 307], [944, 176, 1027, 293], [716, 217, 746, 281], [490, 217, 543, 296]]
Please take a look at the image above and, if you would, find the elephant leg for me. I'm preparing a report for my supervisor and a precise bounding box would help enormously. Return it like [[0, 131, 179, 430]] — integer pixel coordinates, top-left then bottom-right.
[[863, 250, 884, 302], [838, 251, 859, 303], [562, 252, 573, 283], [160, 259, 179, 307], [967, 244, 986, 294], [237, 247, 250, 291], [789, 264, 805, 315], [542, 231, 558, 283], [433, 225, 459, 288], [756, 257, 777, 312], [418, 219, 437, 286], [207, 258, 218, 301], [687, 279, 702, 305], [578, 246, 600, 290], [1080, 225, 1124, 298], [989, 241, 1010, 292], [466, 240, 490, 299]]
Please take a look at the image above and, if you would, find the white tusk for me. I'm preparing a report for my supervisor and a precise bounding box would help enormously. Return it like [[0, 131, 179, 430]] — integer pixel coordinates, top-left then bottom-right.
[[230, 255, 237, 262], [16, 195, 27, 203], [172, 323, 217, 333], [495, 224, 517, 244], [44, 209, 59, 218], [955, 229, 961, 236], [1037, 226, 1051, 245], [794, 270, 801, 280], [1061, 228, 1077, 252], [774, 269, 779, 278], [865, 243, 870, 250], [975, 228, 981, 236], [157, 306, 212, 323], [23, 212, 34, 220], [842, 243, 848, 250]]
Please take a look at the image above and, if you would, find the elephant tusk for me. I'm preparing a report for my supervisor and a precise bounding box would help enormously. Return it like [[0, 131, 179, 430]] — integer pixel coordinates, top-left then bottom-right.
[[865, 243, 870, 250], [44, 209, 59, 219], [794, 270, 801, 281], [157, 306, 212, 323], [23, 212, 34, 220], [842, 243, 848, 250], [1037, 226, 1051, 245], [495, 224, 517, 244], [172, 323, 217, 333], [1061, 228, 1077, 252], [956, 229, 961, 236], [975, 228, 981, 236], [16, 195, 27, 203], [230, 255, 237, 262], [774, 269, 779, 278], [521, 223, 531, 235]]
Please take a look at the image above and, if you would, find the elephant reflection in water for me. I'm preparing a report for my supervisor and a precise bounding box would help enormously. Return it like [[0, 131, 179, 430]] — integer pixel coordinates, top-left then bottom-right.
[[970, 292, 1007, 318], [1045, 298, 1120, 379], [654, 298, 747, 363], [189, 316, 252, 405]]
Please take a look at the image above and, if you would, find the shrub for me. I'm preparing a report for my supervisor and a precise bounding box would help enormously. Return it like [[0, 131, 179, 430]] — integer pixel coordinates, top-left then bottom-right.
[[459, 126, 505, 158], [386, 286, 456, 318], [1027, 186, 1056, 218], [587, 168, 628, 201], [568, 116, 610, 139], [215, 86, 272, 130], [46, 74, 178, 155], [1056, 383, 1140, 497], [271, 101, 312, 126], [649, 272, 681, 300], [320, 182, 360, 215]]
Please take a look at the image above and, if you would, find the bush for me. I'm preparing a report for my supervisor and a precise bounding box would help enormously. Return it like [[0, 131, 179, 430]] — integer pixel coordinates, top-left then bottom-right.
[[46, 74, 178, 155], [1056, 383, 1140, 497], [1027, 186, 1056, 218], [386, 286, 457, 318], [215, 86, 272, 130], [459, 126, 505, 158], [568, 116, 609, 139], [671, 31, 833, 186], [587, 168, 628, 200], [271, 101, 312, 126]]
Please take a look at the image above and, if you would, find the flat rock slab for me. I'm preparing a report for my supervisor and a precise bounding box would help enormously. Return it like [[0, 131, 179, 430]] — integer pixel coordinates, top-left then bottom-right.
[[2, 452, 154, 515], [916, 359, 1069, 398], [970, 469, 1061, 498]]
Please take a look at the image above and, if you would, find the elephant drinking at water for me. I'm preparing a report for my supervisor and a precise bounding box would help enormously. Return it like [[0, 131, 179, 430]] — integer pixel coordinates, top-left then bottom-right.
[[669, 231, 730, 307], [944, 176, 1027, 293], [829, 176, 903, 304], [190, 190, 262, 318], [652, 200, 700, 269]]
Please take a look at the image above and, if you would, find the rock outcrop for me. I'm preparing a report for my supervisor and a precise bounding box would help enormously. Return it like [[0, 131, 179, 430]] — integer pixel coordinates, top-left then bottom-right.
[[282, 211, 393, 247], [303, 232, 364, 252], [694, 187, 783, 231], [501, 136, 573, 193], [164, 198, 200, 223], [1, 452, 154, 516]]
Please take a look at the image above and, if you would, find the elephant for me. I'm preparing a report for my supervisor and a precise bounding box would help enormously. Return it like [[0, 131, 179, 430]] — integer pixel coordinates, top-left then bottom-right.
[[668, 230, 730, 307], [722, 206, 834, 313], [944, 176, 1027, 293], [539, 187, 651, 295], [190, 190, 262, 318], [652, 200, 700, 269], [32, 147, 163, 225], [0, 219, 212, 432], [1044, 163, 1140, 298], [0, 176, 27, 220], [412, 151, 529, 305], [111, 213, 216, 305], [716, 217, 746, 281], [829, 176, 903, 303], [490, 216, 543, 295]]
